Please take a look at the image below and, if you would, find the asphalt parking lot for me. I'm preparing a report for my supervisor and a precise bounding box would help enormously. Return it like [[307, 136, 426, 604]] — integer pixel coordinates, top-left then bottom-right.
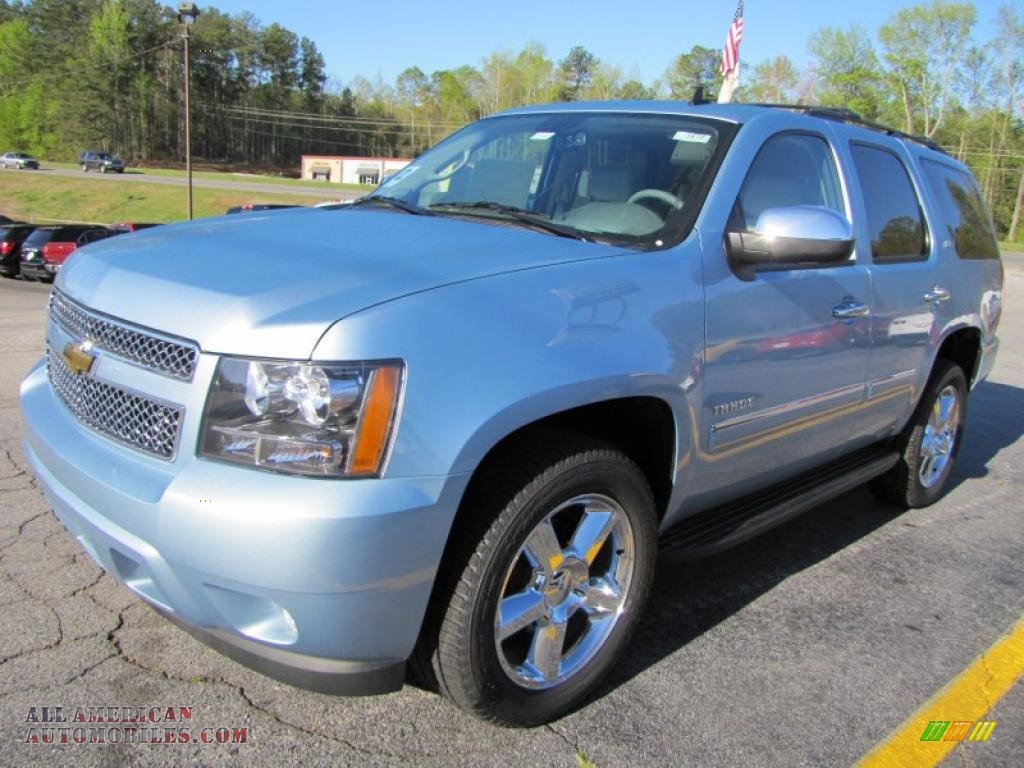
[[0, 261, 1021, 767]]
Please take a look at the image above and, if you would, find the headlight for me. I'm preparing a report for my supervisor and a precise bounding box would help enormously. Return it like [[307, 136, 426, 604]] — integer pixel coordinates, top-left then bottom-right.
[[200, 357, 404, 477]]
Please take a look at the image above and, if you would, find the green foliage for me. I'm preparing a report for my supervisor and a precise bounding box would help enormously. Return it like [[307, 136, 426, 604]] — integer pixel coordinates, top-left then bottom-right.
[[664, 45, 722, 99], [809, 25, 884, 117]]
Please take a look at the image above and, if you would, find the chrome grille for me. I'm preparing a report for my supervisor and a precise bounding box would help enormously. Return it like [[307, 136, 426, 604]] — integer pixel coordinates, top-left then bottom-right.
[[49, 290, 198, 380], [47, 347, 183, 460]]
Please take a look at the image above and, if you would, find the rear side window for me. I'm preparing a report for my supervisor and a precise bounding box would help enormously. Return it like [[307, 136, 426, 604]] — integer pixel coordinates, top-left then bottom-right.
[[24, 229, 56, 247], [921, 159, 999, 260], [733, 132, 845, 231], [851, 144, 928, 263]]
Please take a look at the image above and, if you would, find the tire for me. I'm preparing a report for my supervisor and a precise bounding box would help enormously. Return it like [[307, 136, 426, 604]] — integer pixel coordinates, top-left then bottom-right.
[[870, 360, 968, 508], [425, 433, 658, 726], [81, 164, 88, 172]]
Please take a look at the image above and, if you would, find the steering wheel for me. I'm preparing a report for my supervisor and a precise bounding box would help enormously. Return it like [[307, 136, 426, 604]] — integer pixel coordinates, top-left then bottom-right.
[[627, 188, 684, 211]]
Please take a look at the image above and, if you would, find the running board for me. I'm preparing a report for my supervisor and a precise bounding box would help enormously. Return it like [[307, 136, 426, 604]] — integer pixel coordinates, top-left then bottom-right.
[[659, 446, 900, 560]]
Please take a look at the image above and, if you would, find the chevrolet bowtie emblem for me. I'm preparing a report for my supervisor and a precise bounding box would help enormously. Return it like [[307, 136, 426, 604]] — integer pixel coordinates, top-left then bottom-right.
[[62, 341, 96, 376]]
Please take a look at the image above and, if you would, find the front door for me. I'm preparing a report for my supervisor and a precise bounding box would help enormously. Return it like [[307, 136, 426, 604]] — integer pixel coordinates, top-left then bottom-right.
[[697, 130, 872, 499]]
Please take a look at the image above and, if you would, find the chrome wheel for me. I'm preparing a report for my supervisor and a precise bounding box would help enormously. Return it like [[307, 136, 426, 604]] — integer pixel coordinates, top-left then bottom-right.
[[918, 384, 960, 488], [494, 493, 635, 690]]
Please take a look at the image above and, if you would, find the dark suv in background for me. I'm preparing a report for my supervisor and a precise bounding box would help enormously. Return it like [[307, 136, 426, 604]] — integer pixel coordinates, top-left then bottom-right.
[[79, 151, 125, 173], [20, 225, 121, 281], [0, 223, 37, 278]]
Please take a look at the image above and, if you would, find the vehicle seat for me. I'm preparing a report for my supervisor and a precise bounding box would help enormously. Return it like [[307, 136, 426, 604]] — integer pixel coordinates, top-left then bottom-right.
[[465, 159, 537, 209]]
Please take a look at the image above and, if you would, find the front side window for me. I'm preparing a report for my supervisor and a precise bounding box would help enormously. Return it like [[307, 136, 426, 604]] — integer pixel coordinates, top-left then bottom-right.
[[732, 132, 845, 231], [921, 159, 999, 260], [372, 112, 735, 247], [851, 144, 929, 263]]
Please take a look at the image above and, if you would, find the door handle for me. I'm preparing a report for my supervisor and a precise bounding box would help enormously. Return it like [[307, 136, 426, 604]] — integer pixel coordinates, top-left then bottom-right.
[[923, 286, 951, 303], [833, 301, 870, 319]]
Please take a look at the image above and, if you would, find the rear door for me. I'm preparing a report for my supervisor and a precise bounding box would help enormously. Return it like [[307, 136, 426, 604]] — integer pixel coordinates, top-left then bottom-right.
[[697, 126, 872, 499], [845, 140, 943, 440]]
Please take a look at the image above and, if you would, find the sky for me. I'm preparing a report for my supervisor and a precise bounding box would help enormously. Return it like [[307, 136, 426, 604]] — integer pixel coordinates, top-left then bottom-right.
[[207, 0, 1007, 87]]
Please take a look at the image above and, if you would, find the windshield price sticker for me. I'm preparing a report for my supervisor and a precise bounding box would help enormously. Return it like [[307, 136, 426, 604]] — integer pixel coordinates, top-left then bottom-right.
[[673, 131, 712, 143]]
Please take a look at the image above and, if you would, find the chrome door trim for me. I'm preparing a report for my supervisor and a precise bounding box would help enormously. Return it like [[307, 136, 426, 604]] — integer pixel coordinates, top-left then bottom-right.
[[866, 369, 916, 400], [711, 382, 865, 434]]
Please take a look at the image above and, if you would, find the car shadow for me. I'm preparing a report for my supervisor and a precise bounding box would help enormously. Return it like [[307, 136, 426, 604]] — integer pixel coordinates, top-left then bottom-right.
[[948, 381, 1024, 485], [592, 379, 1024, 705]]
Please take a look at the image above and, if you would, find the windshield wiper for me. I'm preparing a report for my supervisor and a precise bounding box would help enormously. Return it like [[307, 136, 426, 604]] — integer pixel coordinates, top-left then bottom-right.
[[428, 201, 593, 241], [349, 196, 430, 215]]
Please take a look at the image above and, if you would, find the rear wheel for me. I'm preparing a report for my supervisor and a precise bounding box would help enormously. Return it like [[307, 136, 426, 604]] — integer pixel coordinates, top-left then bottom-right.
[[426, 435, 657, 726], [81, 163, 88, 172], [870, 360, 967, 508]]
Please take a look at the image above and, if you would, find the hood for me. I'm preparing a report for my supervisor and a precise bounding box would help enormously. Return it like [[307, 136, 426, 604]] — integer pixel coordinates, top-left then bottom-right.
[[58, 208, 621, 359]]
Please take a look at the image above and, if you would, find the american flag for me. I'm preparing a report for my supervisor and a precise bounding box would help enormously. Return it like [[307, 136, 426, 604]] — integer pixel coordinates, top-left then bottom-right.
[[720, 0, 744, 76]]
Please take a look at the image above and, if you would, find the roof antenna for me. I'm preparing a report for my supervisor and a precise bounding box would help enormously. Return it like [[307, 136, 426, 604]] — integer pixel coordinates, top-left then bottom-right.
[[692, 86, 712, 105]]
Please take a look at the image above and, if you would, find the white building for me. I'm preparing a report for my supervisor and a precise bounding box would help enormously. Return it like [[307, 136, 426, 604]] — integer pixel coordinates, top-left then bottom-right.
[[301, 155, 412, 185]]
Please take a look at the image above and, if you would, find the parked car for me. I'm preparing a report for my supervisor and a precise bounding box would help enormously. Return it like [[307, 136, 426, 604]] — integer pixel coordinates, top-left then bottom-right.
[[0, 223, 37, 278], [79, 150, 125, 173], [225, 203, 301, 214], [113, 222, 161, 233], [1, 151, 39, 170], [21, 102, 1002, 726], [19, 225, 121, 282], [0, 214, 14, 224]]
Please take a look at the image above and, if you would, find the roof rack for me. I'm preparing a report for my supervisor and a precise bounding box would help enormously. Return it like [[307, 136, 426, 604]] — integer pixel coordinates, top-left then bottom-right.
[[747, 103, 948, 155]]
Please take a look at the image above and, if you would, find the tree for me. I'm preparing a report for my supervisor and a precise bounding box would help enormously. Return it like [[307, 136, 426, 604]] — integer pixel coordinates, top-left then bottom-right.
[[879, 1, 976, 136], [808, 24, 883, 116], [299, 37, 326, 106], [558, 45, 597, 100], [745, 56, 800, 103], [664, 45, 722, 99]]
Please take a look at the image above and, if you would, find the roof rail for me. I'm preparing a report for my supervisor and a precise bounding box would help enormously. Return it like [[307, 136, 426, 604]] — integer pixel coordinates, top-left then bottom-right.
[[747, 103, 948, 155]]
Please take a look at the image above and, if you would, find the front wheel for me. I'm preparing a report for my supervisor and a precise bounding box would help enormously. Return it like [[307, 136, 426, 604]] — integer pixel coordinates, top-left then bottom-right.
[[427, 435, 657, 725], [870, 360, 967, 508]]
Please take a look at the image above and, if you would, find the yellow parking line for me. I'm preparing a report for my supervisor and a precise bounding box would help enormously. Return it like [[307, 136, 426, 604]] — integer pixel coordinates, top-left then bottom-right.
[[857, 615, 1024, 768]]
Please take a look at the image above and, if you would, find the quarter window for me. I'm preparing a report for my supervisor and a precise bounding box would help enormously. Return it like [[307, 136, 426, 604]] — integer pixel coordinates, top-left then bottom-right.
[[851, 144, 929, 263], [921, 159, 999, 260], [733, 133, 845, 231]]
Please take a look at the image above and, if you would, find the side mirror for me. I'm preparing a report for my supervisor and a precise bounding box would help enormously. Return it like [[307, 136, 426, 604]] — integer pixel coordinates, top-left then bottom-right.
[[726, 205, 855, 279]]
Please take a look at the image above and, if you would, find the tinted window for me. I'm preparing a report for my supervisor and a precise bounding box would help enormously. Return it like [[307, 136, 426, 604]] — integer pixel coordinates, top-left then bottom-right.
[[921, 159, 999, 260], [23, 229, 58, 247], [733, 133, 845, 231], [851, 144, 928, 262]]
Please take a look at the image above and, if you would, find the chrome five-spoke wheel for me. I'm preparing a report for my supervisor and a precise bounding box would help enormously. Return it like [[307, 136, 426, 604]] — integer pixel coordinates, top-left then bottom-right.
[[918, 384, 960, 489], [495, 494, 635, 689], [426, 438, 656, 726]]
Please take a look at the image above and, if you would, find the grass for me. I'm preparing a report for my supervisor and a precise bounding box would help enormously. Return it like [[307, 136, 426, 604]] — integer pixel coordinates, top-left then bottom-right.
[[0, 171, 325, 224], [999, 241, 1023, 254], [43, 160, 373, 193]]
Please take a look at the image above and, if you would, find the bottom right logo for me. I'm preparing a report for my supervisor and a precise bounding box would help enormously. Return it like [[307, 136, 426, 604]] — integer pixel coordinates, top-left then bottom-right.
[[920, 720, 997, 742]]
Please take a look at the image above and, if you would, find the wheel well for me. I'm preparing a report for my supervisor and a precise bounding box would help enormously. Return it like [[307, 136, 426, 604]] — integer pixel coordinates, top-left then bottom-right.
[[408, 397, 676, 684], [937, 327, 982, 385], [478, 397, 676, 519]]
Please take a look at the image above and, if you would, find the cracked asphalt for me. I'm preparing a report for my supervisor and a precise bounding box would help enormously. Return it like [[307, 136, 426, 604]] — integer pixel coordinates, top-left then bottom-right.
[[0, 260, 1021, 767]]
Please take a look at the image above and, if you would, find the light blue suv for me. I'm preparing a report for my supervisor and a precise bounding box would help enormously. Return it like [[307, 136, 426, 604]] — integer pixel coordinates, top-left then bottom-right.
[[21, 102, 1002, 725]]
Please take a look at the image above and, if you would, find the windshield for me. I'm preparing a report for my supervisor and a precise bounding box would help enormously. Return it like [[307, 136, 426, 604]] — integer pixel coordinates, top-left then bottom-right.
[[372, 111, 733, 247]]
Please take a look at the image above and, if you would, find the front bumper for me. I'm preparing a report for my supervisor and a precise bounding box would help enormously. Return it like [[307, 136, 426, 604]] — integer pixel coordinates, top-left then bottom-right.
[[21, 358, 469, 694]]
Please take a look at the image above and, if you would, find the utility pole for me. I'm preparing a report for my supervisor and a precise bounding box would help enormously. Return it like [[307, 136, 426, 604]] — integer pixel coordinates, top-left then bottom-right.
[[177, 3, 200, 220]]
